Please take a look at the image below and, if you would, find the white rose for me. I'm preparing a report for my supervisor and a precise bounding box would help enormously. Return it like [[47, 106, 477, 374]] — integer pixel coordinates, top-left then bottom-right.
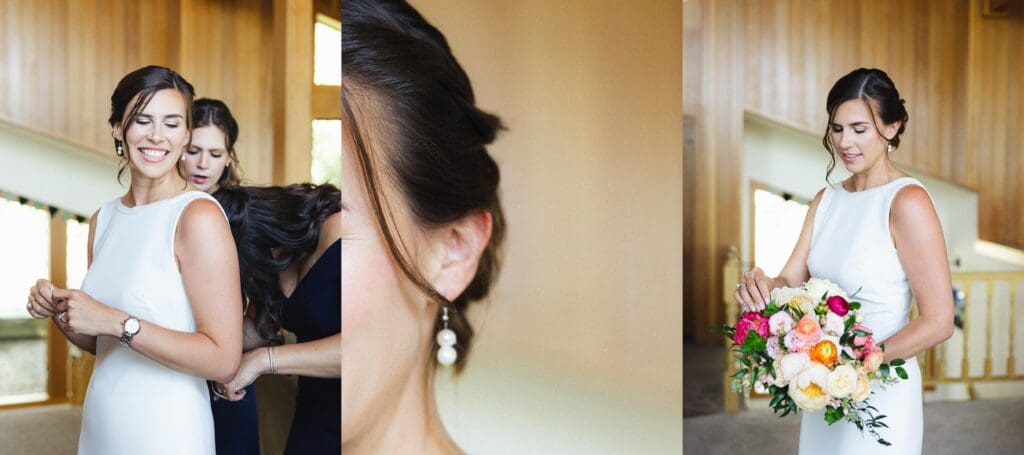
[[825, 364, 859, 399], [770, 287, 801, 308], [824, 312, 845, 336], [792, 292, 818, 314], [789, 361, 831, 410], [779, 352, 810, 384], [851, 369, 871, 402], [805, 278, 847, 301]]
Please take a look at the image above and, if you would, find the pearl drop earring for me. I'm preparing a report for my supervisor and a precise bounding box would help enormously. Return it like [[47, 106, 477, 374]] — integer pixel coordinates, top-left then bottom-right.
[[436, 306, 458, 366], [116, 145, 124, 156], [887, 142, 894, 153]]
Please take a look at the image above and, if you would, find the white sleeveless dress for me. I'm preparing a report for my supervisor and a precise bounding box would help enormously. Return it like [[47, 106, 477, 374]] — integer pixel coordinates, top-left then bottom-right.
[[78, 192, 224, 454], [800, 177, 927, 454]]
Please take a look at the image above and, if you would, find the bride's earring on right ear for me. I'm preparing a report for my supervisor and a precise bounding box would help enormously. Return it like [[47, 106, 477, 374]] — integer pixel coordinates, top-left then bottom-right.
[[436, 306, 458, 367], [116, 143, 124, 157], [887, 142, 894, 153]]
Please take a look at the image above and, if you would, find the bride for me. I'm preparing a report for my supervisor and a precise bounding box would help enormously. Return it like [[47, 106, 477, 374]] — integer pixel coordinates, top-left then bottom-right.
[[734, 68, 954, 454], [25, 65, 242, 454]]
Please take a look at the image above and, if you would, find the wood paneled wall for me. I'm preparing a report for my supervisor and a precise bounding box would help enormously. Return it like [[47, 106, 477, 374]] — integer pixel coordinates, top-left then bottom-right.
[[684, 0, 1024, 341], [0, 0, 279, 184]]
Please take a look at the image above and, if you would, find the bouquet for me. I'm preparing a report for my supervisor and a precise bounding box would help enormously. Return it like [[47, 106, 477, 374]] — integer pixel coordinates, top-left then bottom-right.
[[715, 278, 909, 446]]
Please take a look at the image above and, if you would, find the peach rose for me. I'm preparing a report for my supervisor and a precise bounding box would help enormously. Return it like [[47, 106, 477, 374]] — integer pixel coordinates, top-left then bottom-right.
[[795, 314, 822, 343], [862, 348, 885, 373]]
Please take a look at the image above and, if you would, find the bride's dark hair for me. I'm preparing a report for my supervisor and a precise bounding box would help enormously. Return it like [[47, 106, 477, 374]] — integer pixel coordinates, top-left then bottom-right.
[[822, 68, 909, 184], [213, 183, 340, 341], [343, 0, 506, 372]]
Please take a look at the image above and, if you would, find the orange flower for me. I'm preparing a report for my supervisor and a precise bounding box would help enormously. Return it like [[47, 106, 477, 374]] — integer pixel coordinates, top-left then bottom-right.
[[809, 339, 838, 368]]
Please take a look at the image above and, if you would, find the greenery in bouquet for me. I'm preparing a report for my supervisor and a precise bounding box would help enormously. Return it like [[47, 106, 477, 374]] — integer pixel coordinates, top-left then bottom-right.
[[713, 278, 910, 446]]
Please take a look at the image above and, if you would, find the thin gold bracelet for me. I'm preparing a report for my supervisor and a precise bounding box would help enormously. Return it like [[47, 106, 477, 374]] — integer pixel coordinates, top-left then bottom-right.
[[268, 346, 276, 375]]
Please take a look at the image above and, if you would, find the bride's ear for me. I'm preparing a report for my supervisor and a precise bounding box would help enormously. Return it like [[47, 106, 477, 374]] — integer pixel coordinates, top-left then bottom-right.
[[112, 125, 123, 142], [429, 210, 493, 302]]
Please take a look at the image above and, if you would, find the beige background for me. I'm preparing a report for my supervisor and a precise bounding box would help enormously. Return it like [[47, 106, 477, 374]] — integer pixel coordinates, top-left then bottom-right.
[[409, 1, 683, 452]]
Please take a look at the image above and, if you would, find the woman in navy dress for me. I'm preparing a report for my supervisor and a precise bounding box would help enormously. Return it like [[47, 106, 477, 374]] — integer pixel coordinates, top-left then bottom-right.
[[211, 183, 340, 454], [181, 98, 260, 454]]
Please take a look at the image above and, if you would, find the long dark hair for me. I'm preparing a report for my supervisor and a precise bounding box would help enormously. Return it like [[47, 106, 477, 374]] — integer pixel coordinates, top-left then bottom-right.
[[109, 65, 195, 184], [343, 0, 505, 372], [192, 98, 242, 188], [822, 68, 909, 183], [213, 184, 340, 341]]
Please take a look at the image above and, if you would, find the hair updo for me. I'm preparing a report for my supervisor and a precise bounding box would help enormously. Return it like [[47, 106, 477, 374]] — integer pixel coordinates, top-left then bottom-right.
[[342, 0, 506, 372], [822, 68, 909, 182]]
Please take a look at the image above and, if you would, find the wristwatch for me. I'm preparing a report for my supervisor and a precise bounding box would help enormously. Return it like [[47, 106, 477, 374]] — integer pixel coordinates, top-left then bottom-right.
[[119, 315, 141, 346]]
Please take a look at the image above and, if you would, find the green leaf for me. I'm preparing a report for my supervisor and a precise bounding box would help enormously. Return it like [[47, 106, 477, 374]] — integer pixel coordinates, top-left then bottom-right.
[[824, 406, 843, 425], [739, 356, 751, 367], [895, 367, 908, 380], [879, 364, 890, 378], [852, 329, 871, 337], [849, 301, 862, 310], [731, 368, 748, 378], [821, 291, 829, 301], [890, 358, 905, 366]]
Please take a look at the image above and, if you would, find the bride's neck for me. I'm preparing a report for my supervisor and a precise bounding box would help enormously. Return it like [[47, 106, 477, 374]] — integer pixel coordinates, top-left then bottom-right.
[[343, 363, 461, 455]]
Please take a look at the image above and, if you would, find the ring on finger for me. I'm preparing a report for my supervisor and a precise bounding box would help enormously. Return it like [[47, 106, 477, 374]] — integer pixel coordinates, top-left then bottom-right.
[[57, 312, 68, 324]]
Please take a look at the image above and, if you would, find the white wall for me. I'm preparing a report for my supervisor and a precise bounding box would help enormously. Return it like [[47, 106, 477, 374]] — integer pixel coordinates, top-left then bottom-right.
[[0, 119, 123, 217], [408, 0, 683, 453], [741, 111, 1024, 274]]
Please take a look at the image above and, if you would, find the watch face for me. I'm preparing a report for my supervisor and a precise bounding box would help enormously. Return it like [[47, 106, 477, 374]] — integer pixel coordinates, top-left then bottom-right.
[[125, 318, 141, 334]]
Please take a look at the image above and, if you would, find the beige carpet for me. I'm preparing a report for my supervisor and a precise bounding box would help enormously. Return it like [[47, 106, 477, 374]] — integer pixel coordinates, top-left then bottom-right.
[[685, 398, 1024, 454], [0, 405, 81, 454]]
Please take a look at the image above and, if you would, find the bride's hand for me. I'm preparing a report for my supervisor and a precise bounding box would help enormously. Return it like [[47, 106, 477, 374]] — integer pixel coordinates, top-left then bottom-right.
[[218, 347, 271, 402], [735, 267, 773, 312], [26, 279, 61, 319], [51, 288, 126, 337]]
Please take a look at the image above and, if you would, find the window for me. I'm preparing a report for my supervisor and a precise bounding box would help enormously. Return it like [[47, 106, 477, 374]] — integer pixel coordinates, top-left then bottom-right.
[[312, 14, 340, 187], [0, 195, 50, 404], [314, 19, 341, 86], [312, 120, 341, 187], [752, 187, 809, 278], [0, 193, 90, 408]]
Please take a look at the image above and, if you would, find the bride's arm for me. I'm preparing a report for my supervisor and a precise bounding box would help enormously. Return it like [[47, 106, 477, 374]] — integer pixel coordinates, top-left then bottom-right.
[[878, 185, 954, 361], [54, 200, 244, 383]]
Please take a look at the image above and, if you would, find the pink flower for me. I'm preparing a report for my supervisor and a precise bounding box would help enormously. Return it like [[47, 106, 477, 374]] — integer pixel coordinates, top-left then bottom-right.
[[766, 336, 783, 359], [769, 311, 796, 335], [850, 324, 875, 358], [795, 314, 822, 344], [862, 348, 885, 373], [733, 311, 770, 346], [784, 329, 808, 353], [827, 295, 850, 316]]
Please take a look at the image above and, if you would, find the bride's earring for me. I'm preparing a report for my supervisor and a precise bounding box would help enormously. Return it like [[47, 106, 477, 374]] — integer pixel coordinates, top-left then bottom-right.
[[436, 306, 458, 366], [887, 142, 894, 153], [116, 144, 124, 157]]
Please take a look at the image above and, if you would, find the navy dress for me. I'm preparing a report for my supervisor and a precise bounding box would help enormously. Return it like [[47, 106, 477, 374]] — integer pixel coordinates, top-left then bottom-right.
[[210, 383, 260, 454], [282, 239, 340, 454]]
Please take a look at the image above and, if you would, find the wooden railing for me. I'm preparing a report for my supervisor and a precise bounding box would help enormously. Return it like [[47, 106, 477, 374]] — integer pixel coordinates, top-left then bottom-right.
[[721, 247, 1024, 412], [919, 272, 1024, 395]]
